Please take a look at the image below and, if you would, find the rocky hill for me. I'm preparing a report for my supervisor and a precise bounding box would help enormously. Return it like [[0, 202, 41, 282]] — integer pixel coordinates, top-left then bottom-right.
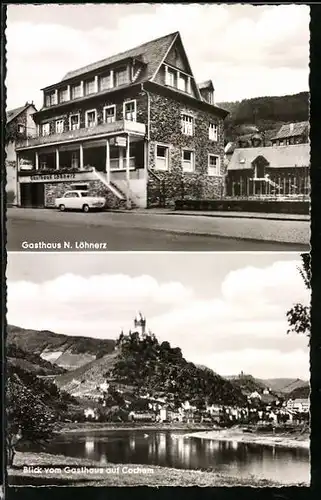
[[217, 91, 309, 143], [7, 325, 116, 371], [258, 378, 309, 395]]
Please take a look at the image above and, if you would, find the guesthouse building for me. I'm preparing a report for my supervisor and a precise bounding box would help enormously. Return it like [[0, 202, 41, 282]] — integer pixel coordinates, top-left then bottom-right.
[[15, 31, 228, 209]]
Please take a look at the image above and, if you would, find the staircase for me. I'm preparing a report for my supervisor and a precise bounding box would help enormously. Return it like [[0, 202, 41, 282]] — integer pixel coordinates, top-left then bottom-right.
[[93, 168, 137, 209]]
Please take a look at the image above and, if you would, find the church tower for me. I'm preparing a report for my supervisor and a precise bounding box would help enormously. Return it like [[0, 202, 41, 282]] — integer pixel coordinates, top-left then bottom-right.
[[133, 312, 146, 338]]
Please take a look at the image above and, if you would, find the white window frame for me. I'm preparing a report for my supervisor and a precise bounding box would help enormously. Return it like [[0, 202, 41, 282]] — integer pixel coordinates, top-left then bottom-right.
[[58, 87, 68, 103], [165, 67, 176, 87], [84, 78, 96, 96], [115, 67, 129, 86], [178, 73, 187, 92], [99, 72, 112, 91], [85, 109, 97, 128], [41, 122, 50, 136], [45, 91, 56, 107], [208, 154, 220, 176], [181, 113, 194, 136], [103, 105, 116, 124], [209, 122, 218, 141], [71, 83, 82, 100], [155, 143, 169, 171], [17, 124, 25, 134], [182, 149, 195, 173], [55, 119, 64, 134], [69, 113, 80, 131], [123, 100, 137, 122]]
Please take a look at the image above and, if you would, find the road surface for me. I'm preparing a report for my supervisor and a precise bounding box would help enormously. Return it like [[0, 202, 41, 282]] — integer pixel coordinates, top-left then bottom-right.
[[6, 208, 309, 252]]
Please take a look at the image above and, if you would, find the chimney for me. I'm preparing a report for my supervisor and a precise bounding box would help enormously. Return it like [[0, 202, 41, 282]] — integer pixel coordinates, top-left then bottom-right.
[[289, 123, 294, 133]]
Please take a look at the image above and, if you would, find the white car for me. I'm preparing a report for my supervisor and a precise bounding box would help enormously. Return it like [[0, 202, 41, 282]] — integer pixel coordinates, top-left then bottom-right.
[[55, 190, 106, 212]]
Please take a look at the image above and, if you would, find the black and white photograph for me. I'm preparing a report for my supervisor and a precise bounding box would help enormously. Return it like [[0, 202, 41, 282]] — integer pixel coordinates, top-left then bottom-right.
[[6, 252, 310, 487], [5, 3, 310, 251]]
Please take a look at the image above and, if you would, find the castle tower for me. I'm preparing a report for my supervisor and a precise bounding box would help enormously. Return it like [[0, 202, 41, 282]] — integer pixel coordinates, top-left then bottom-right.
[[134, 312, 146, 338]]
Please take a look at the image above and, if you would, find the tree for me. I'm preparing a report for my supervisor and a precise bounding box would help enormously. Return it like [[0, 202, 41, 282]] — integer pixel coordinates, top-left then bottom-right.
[[6, 371, 56, 466], [286, 253, 311, 337]]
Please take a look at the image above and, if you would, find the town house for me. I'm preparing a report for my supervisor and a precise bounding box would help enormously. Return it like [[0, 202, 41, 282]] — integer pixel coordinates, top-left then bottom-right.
[[5, 102, 37, 205], [15, 31, 228, 209]]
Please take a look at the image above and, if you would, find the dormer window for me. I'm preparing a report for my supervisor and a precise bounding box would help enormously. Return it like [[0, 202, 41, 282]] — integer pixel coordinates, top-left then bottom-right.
[[178, 73, 188, 92], [165, 67, 176, 87], [45, 91, 57, 107], [100, 72, 112, 91], [115, 67, 129, 86], [71, 83, 82, 99], [84, 78, 95, 95], [58, 87, 68, 103]]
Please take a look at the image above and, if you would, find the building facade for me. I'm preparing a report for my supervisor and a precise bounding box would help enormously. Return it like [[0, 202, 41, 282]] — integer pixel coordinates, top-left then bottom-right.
[[5, 102, 37, 204], [15, 32, 228, 209], [226, 143, 310, 198], [271, 121, 309, 146]]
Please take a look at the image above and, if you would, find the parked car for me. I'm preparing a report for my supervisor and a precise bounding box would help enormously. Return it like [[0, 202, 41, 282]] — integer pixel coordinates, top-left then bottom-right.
[[55, 190, 106, 212]]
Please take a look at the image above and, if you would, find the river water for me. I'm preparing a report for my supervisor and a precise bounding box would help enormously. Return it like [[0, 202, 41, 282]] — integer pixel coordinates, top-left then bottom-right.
[[29, 429, 310, 485]]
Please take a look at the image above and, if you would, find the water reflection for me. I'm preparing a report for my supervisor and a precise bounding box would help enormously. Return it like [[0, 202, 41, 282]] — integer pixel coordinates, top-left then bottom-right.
[[31, 430, 309, 484]]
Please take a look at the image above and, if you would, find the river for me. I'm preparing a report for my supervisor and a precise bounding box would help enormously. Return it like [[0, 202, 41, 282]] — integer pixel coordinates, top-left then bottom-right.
[[26, 429, 309, 485]]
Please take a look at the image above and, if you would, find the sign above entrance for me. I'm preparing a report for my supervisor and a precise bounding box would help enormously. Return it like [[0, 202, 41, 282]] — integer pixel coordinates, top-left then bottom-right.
[[110, 136, 127, 147], [19, 171, 96, 184]]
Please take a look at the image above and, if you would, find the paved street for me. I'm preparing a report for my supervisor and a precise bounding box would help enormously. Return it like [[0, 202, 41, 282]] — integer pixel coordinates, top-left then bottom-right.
[[6, 208, 309, 251]]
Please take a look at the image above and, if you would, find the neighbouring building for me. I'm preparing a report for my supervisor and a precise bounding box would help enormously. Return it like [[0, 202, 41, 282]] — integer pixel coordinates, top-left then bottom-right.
[[226, 143, 310, 197], [15, 31, 228, 209], [128, 411, 156, 422], [286, 398, 310, 413], [5, 102, 37, 204], [271, 121, 309, 146]]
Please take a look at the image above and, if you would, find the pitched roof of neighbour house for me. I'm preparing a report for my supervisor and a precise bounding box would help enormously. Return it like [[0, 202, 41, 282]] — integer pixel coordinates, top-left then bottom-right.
[[228, 144, 310, 171], [198, 80, 214, 90], [59, 32, 179, 83], [6, 102, 37, 124], [292, 398, 310, 404], [271, 121, 309, 140]]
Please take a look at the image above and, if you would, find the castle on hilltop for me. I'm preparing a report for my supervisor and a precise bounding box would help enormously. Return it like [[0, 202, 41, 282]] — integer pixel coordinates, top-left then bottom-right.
[[116, 312, 148, 350]]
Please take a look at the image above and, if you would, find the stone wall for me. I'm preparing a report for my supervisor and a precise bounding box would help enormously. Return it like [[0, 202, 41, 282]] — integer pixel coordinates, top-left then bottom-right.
[[44, 179, 127, 209], [146, 92, 225, 207]]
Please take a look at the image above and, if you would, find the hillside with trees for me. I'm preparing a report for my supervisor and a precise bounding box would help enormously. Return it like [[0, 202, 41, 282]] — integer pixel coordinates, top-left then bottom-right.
[[217, 91, 309, 143], [109, 331, 246, 407]]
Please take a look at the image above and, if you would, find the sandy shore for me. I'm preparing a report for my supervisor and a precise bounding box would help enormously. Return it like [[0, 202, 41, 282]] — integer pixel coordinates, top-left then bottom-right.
[[183, 429, 310, 450], [7, 451, 295, 487]]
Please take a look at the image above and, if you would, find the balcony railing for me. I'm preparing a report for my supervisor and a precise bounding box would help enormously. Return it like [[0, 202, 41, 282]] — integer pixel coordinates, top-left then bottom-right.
[[16, 120, 146, 149]]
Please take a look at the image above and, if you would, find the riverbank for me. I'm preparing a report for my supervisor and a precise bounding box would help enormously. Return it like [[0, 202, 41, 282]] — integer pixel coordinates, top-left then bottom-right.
[[8, 451, 298, 487], [57, 422, 212, 434], [183, 428, 310, 450]]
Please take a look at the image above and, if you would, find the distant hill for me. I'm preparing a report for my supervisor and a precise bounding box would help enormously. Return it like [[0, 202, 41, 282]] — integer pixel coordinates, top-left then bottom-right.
[[7, 344, 66, 376], [288, 385, 310, 400], [258, 378, 309, 395], [7, 325, 116, 371], [224, 374, 267, 396], [217, 91, 309, 143]]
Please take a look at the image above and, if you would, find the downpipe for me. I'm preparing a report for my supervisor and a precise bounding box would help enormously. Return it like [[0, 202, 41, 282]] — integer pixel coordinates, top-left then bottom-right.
[[141, 83, 151, 208]]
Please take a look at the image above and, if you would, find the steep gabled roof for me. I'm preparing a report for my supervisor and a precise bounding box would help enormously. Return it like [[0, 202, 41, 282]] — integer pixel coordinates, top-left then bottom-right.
[[61, 32, 179, 83], [6, 103, 37, 123], [272, 121, 309, 140], [228, 144, 310, 171]]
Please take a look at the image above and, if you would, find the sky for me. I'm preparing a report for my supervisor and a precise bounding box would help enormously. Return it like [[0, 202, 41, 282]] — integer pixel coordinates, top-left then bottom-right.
[[5, 3, 309, 110], [6, 252, 310, 380]]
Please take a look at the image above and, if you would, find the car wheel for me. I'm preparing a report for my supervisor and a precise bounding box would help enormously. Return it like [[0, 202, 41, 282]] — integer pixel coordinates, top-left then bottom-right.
[[59, 204, 66, 212], [82, 204, 90, 213]]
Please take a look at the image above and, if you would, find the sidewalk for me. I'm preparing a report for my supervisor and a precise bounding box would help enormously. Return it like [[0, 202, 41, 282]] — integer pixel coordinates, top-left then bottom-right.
[[108, 207, 310, 222]]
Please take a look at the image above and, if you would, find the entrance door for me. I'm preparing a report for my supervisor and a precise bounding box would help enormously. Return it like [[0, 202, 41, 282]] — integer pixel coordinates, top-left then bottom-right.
[[20, 183, 44, 208], [31, 183, 45, 208]]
